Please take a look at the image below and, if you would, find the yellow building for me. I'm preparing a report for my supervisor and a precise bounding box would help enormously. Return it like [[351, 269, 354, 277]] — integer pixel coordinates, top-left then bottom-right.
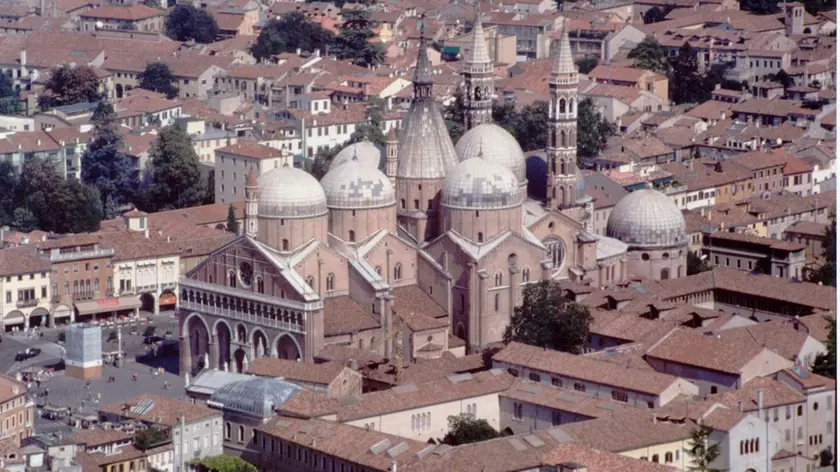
[[0, 245, 52, 332]]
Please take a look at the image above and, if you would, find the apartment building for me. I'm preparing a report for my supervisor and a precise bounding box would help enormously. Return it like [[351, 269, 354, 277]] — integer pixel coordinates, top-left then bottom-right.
[[79, 4, 165, 32], [482, 11, 561, 59], [98, 394, 224, 472], [0, 128, 89, 180], [492, 342, 699, 409], [0, 373, 33, 446], [660, 159, 753, 210], [214, 142, 292, 204], [730, 149, 788, 196], [702, 230, 807, 279], [114, 89, 183, 128], [0, 245, 51, 332], [775, 368, 836, 459], [644, 328, 794, 395], [744, 191, 834, 240], [587, 65, 669, 104], [784, 220, 828, 263]]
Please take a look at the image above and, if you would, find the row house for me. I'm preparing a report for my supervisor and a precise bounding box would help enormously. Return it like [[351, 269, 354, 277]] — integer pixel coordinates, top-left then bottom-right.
[[724, 34, 797, 84], [730, 148, 788, 196], [742, 190, 834, 241], [0, 374, 34, 448], [0, 245, 51, 332], [661, 158, 753, 210], [582, 83, 668, 123], [492, 341, 699, 409], [701, 230, 807, 279], [481, 11, 560, 59], [731, 98, 820, 127], [114, 89, 183, 128], [213, 61, 302, 105], [0, 128, 89, 180], [587, 65, 669, 105], [551, 21, 645, 62], [78, 4, 165, 33], [103, 52, 235, 100]]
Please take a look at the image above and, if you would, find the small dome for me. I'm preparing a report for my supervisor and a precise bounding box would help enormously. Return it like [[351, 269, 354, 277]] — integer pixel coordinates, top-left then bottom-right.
[[442, 158, 521, 210], [258, 166, 328, 218], [207, 377, 301, 418], [606, 189, 687, 248], [320, 158, 396, 209], [330, 141, 385, 171], [455, 123, 527, 184]]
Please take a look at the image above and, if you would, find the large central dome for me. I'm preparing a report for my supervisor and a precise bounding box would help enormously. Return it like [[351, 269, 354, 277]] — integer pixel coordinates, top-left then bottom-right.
[[606, 189, 687, 248], [320, 158, 395, 209], [455, 123, 527, 185], [442, 158, 522, 210], [258, 166, 328, 218]]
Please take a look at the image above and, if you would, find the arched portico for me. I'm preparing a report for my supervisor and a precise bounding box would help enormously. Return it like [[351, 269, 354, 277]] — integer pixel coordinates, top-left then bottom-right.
[[180, 312, 210, 376], [273, 332, 302, 360]]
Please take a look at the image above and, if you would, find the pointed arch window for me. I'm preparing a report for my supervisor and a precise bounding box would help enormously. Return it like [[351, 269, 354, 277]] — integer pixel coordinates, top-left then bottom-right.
[[543, 237, 565, 269], [558, 98, 566, 114], [560, 130, 567, 148], [228, 270, 236, 288], [282, 239, 289, 251], [348, 230, 356, 242], [494, 293, 500, 312], [477, 232, 484, 242], [326, 273, 335, 292], [522, 267, 530, 282], [394, 263, 402, 281], [256, 276, 265, 294], [494, 272, 503, 287]]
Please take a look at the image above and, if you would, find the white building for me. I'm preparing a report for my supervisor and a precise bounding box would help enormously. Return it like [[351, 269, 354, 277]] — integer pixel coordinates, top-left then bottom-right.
[[214, 142, 293, 204]]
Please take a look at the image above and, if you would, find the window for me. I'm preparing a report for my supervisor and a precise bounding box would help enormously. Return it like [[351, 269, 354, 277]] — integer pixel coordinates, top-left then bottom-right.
[[348, 230, 355, 242], [513, 402, 523, 420], [326, 273, 335, 292], [573, 382, 586, 392], [814, 401, 819, 411], [4, 291, 9, 303], [651, 454, 659, 463], [495, 272, 503, 287], [393, 263, 402, 280], [225, 422, 231, 439], [611, 391, 628, 402], [494, 293, 500, 312], [522, 267, 530, 282], [664, 452, 673, 463], [786, 405, 791, 419], [528, 373, 540, 382], [798, 405, 803, 416], [710, 386, 718, 394], [785, 429, 791, 441], [477, 232, 484, 242], [551, 377, 562, 387], [828, 396, 833, 410], [237, 426, 245, 443]]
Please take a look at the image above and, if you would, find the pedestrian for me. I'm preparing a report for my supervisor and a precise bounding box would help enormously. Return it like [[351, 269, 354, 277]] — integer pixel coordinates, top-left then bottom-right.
[[132, 373, 137, 382]]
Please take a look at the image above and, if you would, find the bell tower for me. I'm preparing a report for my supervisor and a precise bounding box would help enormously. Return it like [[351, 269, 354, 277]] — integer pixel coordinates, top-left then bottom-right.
[[462, 13, 494, 130], [244, 168, 258, 237], [546, 19, 579, 209]]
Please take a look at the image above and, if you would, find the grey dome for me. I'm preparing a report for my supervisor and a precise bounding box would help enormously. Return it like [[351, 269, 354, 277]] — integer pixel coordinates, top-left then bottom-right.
[[207, 377, 301, 418], [455, 123, 527, 184], [258, 166, 328, 218], [320, 158, 396, 209], [330, 141, 385, 171], [397, 101, 459, 179], [442, 158, 522, 210], [606, 189, 687, 248]]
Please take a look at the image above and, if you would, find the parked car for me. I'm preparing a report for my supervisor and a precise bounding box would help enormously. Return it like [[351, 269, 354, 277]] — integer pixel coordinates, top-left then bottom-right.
[[27, 348, 41, 357], [14, 352, 27, 362]]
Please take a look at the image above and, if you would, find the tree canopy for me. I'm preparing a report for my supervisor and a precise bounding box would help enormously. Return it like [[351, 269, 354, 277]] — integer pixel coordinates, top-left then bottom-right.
[[349, 96, 387, 145], [138, 62, 179, 99], [643, 6, 671, 23], [503, 280, 593, 353], [687, 251, 712, 275], [0, 73, 19, 115], [188, 455, 256, 472], [141, 126, 205, 212], [669, 42, 704, 105], [577, 98, 614, 158], [165, 5, 220, 43], [806, 216, 836, 286], [251, 12, 335, 62], [82, 101, 137, 215], [628, 36, 669, 74], [332, 9, 384, 67], [226, 204, 238, 233], [309, 144, 341, 180], [740, 0, 781, 14], [575, 56, 599, 74], [812, 317, 835, 379], [684, 425, 721, 472], [18, 158, 102, 233], [442, 414, 501, 446], [443, 89, 467, 142], [39, 64, 101, 110]]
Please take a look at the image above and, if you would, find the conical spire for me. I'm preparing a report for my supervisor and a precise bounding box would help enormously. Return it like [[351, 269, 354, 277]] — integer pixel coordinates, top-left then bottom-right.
[[412, 18, 434, 101], [552, 18, 576, 75], [465, 13, 491, 67]]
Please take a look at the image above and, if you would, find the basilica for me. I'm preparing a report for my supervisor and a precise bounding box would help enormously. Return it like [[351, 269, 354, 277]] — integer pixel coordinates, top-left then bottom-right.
[[177, 18, 690, 375]]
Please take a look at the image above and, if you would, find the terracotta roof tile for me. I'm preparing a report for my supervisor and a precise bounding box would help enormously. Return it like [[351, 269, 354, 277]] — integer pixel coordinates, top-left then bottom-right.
[[66, 428, 132, 447], [557, 409, 694, 452], [706, 376, 804, 412], [493, 342, 684, 396], [79, 4, 163, 20], [323, 296, 381, 336], [502, 379, 634, 418], [99, 394, 219, 426], [0, 245, 50, 277], [216, 141, 285, 160], [645, 327, 767, 374], [247, 358, 346, 385]]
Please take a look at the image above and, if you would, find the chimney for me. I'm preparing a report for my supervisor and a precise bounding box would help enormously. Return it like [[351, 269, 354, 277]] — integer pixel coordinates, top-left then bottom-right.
[[757, 389, 764, 416]]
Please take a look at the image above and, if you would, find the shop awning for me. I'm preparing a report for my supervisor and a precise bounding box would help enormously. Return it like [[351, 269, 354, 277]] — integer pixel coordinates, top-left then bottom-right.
[[75, 297, 142, 316]]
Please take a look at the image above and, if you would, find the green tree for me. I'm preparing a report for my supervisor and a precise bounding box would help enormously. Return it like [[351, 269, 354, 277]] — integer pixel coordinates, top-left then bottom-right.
[[577, 98, 614, 158], [142, 126, 205, 212], [60, 178, 104, 233], [812, 317, 835, 379], [188, 455, 256, 472], [575, 56, 599, 74], [309, 144, 341, 180], [349, 96, 387, 145], [226, 204, 238, 234], [0, 73, 19, 116], [203, 170, 215, 204], [165, 5, 219, 43], [503, 280, 593, 353], [628, 36, 669, 74], [0, 72, 14, 98], [0, 161, 16, 225], [687, 251, 713, 275], [251, 12, 335, 62], [508, 101, 549, 151], [18, 158, 104, 233], [10, 207, 37, 232], [740, 0, 780, 14], [332, 9, 384, 67], [807, 216, 836, 286], [669, 42, 704, 105], [643, 6, 670, 23], [442, 414, 500, 446], [39, 64, 101, 110], [139, 62, 179, 99], [0, 97, 21, 115], [684, 424, 721, 472], [819, 448, 834, 467], [444, 88, 467, 142], [82, 101, 136, 210]]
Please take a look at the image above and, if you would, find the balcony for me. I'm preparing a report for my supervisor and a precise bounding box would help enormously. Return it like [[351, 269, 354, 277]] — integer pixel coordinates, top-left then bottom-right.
[[72, 291, 95, 301], [16, 298, 39, 308], [48, 247, 114, 263]]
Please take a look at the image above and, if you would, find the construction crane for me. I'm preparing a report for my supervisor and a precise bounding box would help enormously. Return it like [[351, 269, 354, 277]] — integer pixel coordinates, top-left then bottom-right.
[[370, 323, 405, 385]]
